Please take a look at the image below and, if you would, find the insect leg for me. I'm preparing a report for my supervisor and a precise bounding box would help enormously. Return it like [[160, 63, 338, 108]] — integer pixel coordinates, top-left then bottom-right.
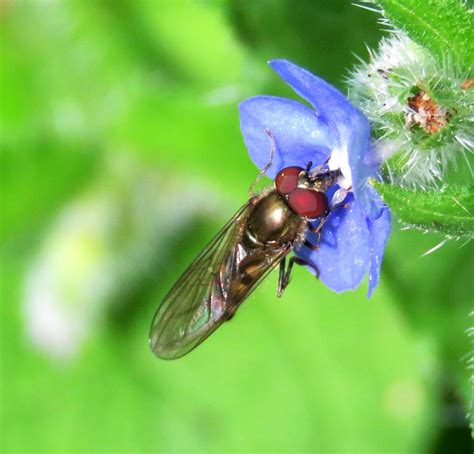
[[248, 128, 276, 197], [304, 194, 351, 252], [277, 256, 320, 297], [303, 240, 320, 252], [306, 215, 329, 250], [277, 256, 286, 297], [289, 256, 320, 278]]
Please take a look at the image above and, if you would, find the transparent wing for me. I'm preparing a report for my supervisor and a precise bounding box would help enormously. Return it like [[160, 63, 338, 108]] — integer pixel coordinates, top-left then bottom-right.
[[149, 200, 290, 360]]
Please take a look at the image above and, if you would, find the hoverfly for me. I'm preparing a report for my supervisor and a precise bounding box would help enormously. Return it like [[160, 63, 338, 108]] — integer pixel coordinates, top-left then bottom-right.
[[149, 131, 342, 359]]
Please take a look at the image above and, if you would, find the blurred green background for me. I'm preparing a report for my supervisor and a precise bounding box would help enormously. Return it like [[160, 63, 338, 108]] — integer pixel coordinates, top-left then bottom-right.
[[1, 1, 472, 452]]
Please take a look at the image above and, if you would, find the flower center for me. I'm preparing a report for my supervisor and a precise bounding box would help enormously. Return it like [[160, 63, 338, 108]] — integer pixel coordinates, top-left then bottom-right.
[[406, 90, 450, 134]]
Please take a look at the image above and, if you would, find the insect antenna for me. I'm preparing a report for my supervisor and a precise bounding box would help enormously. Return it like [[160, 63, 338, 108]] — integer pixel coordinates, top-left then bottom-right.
[[248, 128, 277, 196]]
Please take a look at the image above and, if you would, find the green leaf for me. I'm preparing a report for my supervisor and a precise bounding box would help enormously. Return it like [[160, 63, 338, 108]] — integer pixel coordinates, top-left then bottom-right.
[[374, 0, 474, 67], [376, 183, 474, 238]]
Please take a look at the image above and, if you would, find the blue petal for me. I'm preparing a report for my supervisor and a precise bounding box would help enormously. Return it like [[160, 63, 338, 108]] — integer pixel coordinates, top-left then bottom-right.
[[366, 187, 391, 297], [239, 96, 333, 179], [269, 59, 379, 216], [348, 130, 381, 219], [295, 193, 371, 292], [269, 59, 359, 142]]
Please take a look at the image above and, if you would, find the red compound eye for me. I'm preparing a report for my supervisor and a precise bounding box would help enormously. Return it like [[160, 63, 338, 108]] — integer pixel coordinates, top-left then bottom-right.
[[288, 188, 328, 218], [275, 166, 303, 194]]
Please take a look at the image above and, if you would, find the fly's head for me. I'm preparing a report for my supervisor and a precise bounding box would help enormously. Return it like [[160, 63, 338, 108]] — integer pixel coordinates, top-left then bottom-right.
[[274, 165, 342, 219]]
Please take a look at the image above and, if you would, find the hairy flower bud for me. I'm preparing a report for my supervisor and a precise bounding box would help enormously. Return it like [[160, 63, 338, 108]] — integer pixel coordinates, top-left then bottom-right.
[[348, 34, 473, 189]]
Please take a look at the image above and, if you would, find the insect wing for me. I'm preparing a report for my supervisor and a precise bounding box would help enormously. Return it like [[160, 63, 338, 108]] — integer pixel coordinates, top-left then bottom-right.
[[149, 200, 290, 359], [149, 202, 249, 359]]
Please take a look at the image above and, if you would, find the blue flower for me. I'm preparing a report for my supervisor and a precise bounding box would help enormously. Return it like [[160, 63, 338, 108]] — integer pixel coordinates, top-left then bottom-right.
[[239, 59, 391, 296]]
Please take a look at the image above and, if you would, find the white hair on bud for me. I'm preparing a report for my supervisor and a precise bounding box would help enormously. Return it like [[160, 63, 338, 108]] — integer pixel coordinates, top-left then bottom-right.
[[347, 33, 473, 189]]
